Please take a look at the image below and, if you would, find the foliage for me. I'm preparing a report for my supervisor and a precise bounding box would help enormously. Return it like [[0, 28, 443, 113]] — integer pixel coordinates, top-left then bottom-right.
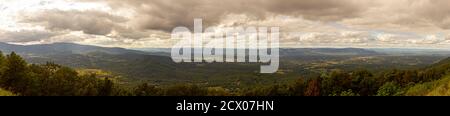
[[376, 82, 403, 96], [339, 89, 360, 96], [406, 75, 450, 96], [0, 88, 15, 96], [305, 77, 321, 96], [0, 52, 128, 96], [164, 84, 207, 96], [0, 50, 449, 96]]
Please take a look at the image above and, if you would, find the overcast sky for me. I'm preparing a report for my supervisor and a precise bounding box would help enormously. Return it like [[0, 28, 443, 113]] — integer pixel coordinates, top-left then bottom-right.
[[0, 0, 449, 49]]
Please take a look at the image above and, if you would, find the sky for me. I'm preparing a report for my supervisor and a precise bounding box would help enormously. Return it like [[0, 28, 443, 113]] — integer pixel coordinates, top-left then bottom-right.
[[0, 0, 449, 49]]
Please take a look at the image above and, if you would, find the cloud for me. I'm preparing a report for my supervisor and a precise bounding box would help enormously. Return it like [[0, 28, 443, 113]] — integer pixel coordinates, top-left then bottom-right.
[[19, 9, 161, 39], [299, 31, 373, 45], [20, 10, 127, 35], [340, 0, 450, 33], [79, 0, 365, 31], [0, 29, 59, 42], [411, 0, 450, 29], [376, 34, 396, 43], [410, 35, 445, 44], [2, 0, 450, 48]]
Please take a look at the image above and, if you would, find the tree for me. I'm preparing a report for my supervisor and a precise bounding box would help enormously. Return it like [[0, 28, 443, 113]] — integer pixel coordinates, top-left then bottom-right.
[[321, 70, 351, 96], [339, 89, 360, 96], [289, 78, 306, 96], [350, 70, 376, 96], [53, 67, 78, 95], [358, 76, 377, 96], [267, 84, 290, 96], [305, 78, 321, 96], [134, 83, 161, 96], [164, 84, 207, 96], [2, 52, 28, 92], [207, 87, 231, 96], [0, 51, 6, 75], [377, 82, 403, 96], [98, 77, 114, 96], [0, 52, 133, 96]]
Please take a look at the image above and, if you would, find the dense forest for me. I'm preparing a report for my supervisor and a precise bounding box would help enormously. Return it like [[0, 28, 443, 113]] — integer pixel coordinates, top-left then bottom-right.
[[0, 51, 449, 96]]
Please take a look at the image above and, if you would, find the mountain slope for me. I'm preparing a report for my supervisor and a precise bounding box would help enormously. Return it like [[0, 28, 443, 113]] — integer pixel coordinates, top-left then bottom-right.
[[0, 42, 444, 87], [403, 57, 450, 96], [406, 74, 450, 96], [0, 43, 262, 84], [279, 48, 382, 57], [0, 42, 149, 55]]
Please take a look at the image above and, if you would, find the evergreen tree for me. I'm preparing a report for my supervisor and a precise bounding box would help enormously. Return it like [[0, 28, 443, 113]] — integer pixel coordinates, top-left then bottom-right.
[[0, 51, 6, 83], [98, 77, 114, 96], [2, 52, 28, 92]]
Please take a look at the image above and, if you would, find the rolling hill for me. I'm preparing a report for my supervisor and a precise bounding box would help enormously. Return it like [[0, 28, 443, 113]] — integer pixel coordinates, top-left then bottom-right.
[[405, 74, 450, 96], [0, 42, 446, 87], [405, 57, 450, 96], [0, 42, 150, 55]]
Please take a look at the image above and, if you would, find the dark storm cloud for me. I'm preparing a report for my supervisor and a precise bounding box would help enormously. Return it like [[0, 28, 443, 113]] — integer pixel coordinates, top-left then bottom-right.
[[80, 0, 365, 31]]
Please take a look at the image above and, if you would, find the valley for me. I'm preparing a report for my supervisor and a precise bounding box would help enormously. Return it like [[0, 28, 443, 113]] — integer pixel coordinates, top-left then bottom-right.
[[0, 42, 449, 96], [0, 42, 448, 88]]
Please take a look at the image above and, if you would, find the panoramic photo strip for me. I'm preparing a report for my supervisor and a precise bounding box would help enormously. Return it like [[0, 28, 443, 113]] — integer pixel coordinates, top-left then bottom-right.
[[0, 0, 449, 114]]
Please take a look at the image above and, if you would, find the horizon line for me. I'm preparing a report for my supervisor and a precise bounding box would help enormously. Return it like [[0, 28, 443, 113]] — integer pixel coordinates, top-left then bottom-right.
[[4, 42, 450, 51]]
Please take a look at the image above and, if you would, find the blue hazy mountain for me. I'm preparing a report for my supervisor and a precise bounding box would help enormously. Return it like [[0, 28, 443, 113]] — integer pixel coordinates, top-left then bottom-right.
[[0, 42, 149, 55]]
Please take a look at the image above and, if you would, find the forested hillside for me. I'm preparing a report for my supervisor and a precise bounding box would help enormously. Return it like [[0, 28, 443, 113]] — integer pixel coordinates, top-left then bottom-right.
[[406, 75, 450, 96], [1, 42, 447, 89], [0, 50, 449, 96]]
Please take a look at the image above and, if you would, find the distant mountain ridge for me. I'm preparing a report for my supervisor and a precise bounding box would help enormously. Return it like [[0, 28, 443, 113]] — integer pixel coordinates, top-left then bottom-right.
[[0, 42, 148, 55], [135, 47, 382, 56], [0, 42, 383, 57], [279, 48, 381, 57]]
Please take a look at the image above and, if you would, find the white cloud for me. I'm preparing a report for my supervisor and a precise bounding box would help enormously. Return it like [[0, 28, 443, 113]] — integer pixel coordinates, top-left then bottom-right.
[[410, 35, 445, 44], [0, 0, 450, 49]]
